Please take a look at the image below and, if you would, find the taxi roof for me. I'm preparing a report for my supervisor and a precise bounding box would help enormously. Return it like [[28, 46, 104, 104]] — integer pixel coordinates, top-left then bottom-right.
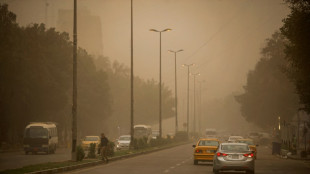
[[198, 138, 219, 141], [237, 138, 254, 142]]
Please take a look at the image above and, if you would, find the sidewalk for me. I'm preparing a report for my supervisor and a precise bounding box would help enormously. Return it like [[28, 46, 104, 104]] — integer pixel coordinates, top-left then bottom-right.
[[287, 153, 310, 161]]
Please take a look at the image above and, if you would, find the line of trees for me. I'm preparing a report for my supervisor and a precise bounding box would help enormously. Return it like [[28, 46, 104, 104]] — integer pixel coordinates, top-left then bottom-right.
[[236, 0, 310, 129], [0, 4, 175, 145], [280, 0, 310, 113], [235, 32, 299, 129]]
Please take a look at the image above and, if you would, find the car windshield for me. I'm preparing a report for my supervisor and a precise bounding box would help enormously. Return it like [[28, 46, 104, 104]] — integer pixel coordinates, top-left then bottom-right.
[[119, 136, 131, 140], [250, 133, 259, 136], [198, 140, 219, 146], [24, 126, 48, 138], [229, 136, 243, 140], [221, 144, 249, 151], [84, 137, 99, 141], [238, 140, 254, 145]]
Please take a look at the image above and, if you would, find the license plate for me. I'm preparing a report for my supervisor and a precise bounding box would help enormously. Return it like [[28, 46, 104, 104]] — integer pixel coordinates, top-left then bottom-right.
[[232, 155, 239, 159], [206, 150, 215, 153]]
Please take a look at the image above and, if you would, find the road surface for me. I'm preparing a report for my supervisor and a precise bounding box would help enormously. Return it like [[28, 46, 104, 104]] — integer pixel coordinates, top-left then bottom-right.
[[0, 148, 71, 171], [64, 144, 310, 174]]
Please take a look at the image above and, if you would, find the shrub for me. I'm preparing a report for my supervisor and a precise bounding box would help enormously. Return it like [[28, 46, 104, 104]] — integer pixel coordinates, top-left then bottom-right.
[[87, 143, 96, 158], [76, 145, 85, 161], [107, 141, 115, 157], [130, 138, 138, 149], [174, 131, 188, 142]]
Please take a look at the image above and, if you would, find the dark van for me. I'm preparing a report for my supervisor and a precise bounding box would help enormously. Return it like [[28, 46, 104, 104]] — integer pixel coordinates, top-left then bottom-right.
[[23, 122, 58, 154]]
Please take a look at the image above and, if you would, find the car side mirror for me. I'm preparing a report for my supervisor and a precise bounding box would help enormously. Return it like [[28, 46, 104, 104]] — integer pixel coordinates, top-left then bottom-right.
[[192, 145, 196, 148], [256, 144, 259, 147], [49, 136, 52, 139]]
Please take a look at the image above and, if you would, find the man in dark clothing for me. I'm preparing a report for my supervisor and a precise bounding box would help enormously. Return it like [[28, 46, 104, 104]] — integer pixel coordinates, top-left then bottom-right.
[[100, 133, 109, 162]]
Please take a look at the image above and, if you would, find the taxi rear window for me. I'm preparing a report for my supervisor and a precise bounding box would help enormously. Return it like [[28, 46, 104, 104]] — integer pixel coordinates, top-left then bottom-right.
[[198, 140, 219, 146]]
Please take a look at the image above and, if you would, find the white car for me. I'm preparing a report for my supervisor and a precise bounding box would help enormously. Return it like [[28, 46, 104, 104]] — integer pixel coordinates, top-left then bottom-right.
[[116, 135, 131, 150], [227, 136, 244, 143]]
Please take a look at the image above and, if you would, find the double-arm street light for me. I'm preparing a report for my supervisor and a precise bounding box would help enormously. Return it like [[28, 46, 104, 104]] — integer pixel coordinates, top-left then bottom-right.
[[150, 28, 172, 138], [191, 73, 200, 134], [168, 49, 183, 133], [182, 64, 195, 135]]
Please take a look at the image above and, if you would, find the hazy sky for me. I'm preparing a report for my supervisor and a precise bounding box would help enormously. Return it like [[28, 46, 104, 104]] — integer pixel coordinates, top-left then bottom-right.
[[3, 0, 289, 102]]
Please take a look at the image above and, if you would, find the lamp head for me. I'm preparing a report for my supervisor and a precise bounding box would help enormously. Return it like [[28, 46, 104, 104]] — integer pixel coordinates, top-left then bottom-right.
[[162, 28, 172, 32], [149, 29, 159, 32]]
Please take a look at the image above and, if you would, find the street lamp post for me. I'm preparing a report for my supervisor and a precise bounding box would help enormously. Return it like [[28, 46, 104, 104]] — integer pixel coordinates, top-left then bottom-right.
[[72, 0, 78, 161], [130, 0, 134, 148], [150, 28, 172, 138], [182, 64, 194, 135], [191, 73, 200, 134], [168, 49, 183, 133], [197, 80, 205, 136]]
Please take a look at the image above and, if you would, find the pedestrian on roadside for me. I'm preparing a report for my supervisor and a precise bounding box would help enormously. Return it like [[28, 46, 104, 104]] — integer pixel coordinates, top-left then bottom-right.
[[100, 133, 109, 163]]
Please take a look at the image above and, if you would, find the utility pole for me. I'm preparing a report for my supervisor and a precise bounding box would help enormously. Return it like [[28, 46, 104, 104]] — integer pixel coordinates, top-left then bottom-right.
[[130, 0, 134, 146], [168, 49, 183, 133], [182, 64, 194, 136], [191, 73, 200, 134], [297, 110, 300, 152], [71, 0, 77, 161]]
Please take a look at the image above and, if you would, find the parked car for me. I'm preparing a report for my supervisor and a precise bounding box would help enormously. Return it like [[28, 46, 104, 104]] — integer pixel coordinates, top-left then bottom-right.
[[227, 136, 244, 143], [81, 136, 100, 151], [192, 138, 220, 165], [116, 135, 131, 150], [213, 143, 255, 174], [236, 138, 258, 159]]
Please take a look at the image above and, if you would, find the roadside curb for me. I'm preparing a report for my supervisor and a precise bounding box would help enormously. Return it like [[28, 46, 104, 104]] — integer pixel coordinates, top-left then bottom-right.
[[287, 155, 310, 161], [26, 141, 192, 174], [274, 154, 310, 161]]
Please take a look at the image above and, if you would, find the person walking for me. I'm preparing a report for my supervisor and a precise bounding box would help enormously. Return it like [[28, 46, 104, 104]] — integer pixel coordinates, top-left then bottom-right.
[[100, 133, 109, 163]]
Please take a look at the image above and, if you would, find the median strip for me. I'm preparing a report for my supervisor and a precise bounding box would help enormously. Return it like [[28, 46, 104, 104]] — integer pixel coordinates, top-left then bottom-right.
[[1, 141, 191, 174]]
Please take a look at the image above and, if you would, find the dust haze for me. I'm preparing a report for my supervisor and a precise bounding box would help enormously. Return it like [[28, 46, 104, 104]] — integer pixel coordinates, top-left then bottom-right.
[[2, 0, 289, 139]]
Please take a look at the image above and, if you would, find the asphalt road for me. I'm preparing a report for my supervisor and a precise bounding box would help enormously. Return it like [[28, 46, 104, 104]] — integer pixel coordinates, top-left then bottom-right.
[[0, 148, 71, 171], [64, 144, 310, 174], [1, 144, 309, 174]]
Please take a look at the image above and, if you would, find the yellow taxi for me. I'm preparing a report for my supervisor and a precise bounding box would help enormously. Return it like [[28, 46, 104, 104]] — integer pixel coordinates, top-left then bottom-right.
[[192, 138, 220, 165], [81, 136, 100, 151], [236, 138, 258, 159]]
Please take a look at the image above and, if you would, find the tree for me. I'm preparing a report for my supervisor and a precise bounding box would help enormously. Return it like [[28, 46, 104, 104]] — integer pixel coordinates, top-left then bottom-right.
[[94, 57, 175, 137], [0, 4, 112, 144], [280, 0, 310, 113], [235, 32, 299, 129]]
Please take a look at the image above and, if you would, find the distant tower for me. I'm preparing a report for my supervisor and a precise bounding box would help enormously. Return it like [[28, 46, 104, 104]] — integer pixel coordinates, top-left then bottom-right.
[[45, 0, 49, 27], [57, 7, 103, 55]]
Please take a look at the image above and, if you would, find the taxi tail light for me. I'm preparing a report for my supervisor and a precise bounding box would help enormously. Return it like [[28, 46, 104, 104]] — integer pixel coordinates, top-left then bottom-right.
[[196, 149, 202, 153], [243, 153, 254, 158], [217, 152, 228, 157]]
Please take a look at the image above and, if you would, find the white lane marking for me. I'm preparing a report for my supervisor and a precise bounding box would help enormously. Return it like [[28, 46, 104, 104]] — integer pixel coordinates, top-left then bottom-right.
[[170, 166, 175, 169], [164, 169, 170, 173], [176, 163, 181, 166]]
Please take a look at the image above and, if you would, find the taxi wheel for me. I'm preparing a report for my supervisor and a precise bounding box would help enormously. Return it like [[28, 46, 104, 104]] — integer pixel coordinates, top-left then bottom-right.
[[213, 168, 219, 174], [194, 160, 198, 165], [246, 170, 255, 174]]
